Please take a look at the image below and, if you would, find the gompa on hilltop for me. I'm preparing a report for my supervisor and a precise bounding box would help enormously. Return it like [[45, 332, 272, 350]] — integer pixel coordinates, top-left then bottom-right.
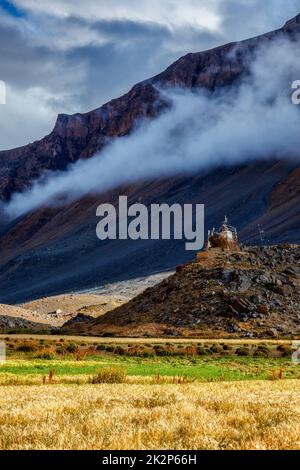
[[206, 216, 240, 251]]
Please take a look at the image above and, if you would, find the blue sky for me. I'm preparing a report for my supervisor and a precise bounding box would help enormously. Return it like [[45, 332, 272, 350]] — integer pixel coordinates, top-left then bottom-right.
[[0, 0, 299, 150], [0, 0, 24, 17]]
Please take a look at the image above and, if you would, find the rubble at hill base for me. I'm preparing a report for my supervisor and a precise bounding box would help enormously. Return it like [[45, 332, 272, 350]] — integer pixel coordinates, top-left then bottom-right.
[[72, 245, 300, 338]]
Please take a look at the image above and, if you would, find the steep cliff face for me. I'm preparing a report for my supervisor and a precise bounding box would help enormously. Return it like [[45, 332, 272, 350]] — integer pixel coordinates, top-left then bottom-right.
[[1, 14, 300, 202], [0, 15, 300, 303], [0, 83, 161, 199]]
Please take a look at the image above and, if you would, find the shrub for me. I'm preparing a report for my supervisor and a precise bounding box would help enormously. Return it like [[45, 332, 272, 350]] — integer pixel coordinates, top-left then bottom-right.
[[66, 343, 78, 353], [277, 345, 292, 357], [96, 344, 106, 351], [236, 347, 251, 356], [35, 352, 56, 360], [210, 344, 222, 354], [56, 346, 65, 355], [141, 351, 152, 358], [197, 346, 206, 356], [90, 367, 127, 384], [254, 344, 271, 357], [114, 346, 125, 356], [16, 343, 38, 353], [155, 348, 171, 357]]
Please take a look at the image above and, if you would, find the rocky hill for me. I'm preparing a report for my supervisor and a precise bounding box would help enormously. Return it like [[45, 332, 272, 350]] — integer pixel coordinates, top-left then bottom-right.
[[65, 245, 300, 338], [0, 15, 300, 302]]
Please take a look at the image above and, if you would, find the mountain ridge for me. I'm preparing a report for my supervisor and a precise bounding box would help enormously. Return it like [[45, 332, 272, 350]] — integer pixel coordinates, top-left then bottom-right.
[[1, 13, 300, 201], [0, 14, 300, 303]]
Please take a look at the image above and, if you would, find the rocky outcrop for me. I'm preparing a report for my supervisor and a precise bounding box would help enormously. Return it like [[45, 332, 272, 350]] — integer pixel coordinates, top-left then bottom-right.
[[76, 245, 300, 338]]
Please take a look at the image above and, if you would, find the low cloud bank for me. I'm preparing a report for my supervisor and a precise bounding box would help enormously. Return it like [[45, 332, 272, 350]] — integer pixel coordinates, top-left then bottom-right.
[[4, 37, 300, 220]]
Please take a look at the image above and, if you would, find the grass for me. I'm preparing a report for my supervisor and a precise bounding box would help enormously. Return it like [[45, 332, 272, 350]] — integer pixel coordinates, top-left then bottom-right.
[[0, 334, 293, 344], [0, 355, 299, 385], [0, 335, 299, 449], [0, 381, 299, 449]]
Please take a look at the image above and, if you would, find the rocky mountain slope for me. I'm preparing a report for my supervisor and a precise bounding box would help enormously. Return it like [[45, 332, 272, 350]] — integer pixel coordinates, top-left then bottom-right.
[[0, 15, 300, 303], [1, 14, 299, 201], [66, 245, 300, 338]]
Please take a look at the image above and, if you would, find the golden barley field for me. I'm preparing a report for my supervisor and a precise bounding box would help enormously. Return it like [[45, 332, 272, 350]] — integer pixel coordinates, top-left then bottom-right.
[[0, 380, 299, 450]]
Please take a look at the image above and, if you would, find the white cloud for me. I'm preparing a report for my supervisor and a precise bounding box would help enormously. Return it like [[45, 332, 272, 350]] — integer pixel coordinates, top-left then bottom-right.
[[4, 37, 300, 219], [14, 0, 221, 30], [0, 86, 57, 150]]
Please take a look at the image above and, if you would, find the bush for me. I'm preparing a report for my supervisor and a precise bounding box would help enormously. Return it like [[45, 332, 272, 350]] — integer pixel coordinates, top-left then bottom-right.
[[210, 344, 222, 354], [96, 344, 106, 351], [90, 367, 127, 384], [16, 343, 38, 353], [254, 344, 271, 357], [197, 346, 206, 356], [114, 346, 125, 356], [55, 346, 65, 355], [141, 351, 153, 358], [66, 343, 78, 353], [236, 347, 251, 356], [277, 345, 292, 357], [155, 348, 171, 357], [35, 352, 56, 360]]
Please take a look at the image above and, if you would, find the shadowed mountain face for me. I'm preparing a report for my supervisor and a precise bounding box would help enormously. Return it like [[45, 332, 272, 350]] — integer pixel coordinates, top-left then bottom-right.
[[0, 15, 300, 303]]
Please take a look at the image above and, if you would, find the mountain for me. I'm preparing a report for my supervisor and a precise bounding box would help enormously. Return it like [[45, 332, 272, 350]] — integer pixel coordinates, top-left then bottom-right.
[[61, 244, 300, 338], [0, 15, 300, 303]]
